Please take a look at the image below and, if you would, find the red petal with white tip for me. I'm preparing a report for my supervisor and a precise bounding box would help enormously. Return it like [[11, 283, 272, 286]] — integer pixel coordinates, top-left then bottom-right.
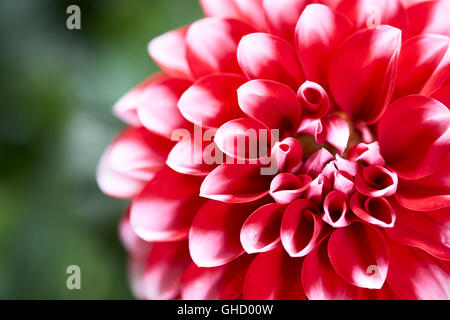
[[237, 79, 302, 137], [189, 201, 257, 267], [240, 203, 284, 254], [329, 26, 401, 124], [407, 0, 450, 37], [237, 33, 304, 90], [387, 241, 450, 299], [263, 0, 307, 42], [130, 167, 204, 241], [186, 18, 254, 78], [243, 246, 306, 299], [350, 193, 396, 228], [148, 26, 193, 80], [281, 199, 327, 257], [378, 95, 450, 180], [270, 173, 312, 204], [178, 73, 246, 128], [328, 223, 389, 289]]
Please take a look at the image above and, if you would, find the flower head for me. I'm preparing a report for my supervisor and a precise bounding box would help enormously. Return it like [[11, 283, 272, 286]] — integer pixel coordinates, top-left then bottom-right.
[[98, 0, 450, 300]]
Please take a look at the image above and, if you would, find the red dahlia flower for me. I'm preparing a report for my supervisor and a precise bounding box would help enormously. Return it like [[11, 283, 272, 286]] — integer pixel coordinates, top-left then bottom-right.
[[98, 0, 450, 300]]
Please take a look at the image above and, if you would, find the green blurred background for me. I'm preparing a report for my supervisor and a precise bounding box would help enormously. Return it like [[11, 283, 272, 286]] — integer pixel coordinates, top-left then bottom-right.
[[0, 0, 202, 299]]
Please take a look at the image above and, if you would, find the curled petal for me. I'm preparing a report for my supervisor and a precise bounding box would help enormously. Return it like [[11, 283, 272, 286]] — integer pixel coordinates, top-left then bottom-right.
[[387, 241, 450, 299], [200, 163, 272, 203], [336, 0, 409, 35], [200, 0, 268, 31], [328, 223, 389, 289], [305, 174, 332, 205], [295, 4, 354, 88], [243, 246, 306, 299], [137, 75, 192, 138], [329, 26, 402, 124], [394, 34, 450, 98], [270, 173, 312, 204], [189, 201, 254, 267], [387, 200, 450, 260], [178, 73, 246, 128], [355, 165, 398, 197], [322, 190, 352, 228], [333, 170, 355, 195], [141, 241, 191, 300], [395, 159, 450, 211], [281, 199, 327, 257], [263, 0, 307, 42], [240, 203, 285, 253], [130, 167, 204, 241], [297, 81, 330, 119], [181, 255, 253, 300], [378, 95, 450, 179], [186, 18, 254, 78], [237, 79, 302, 137], [350, 193, 396, 228], [148, 26, 193, 80], [407, 0, 450, 37], [271, 137, 303, 174], [237, 32, 304, 90], [301, 239, 360, 300], [317, 114, 350, 155], [302, 148, 334, 178], [214, 118, 271, 161], [347, 142, 385, 166], [334, 154, 360, 177]]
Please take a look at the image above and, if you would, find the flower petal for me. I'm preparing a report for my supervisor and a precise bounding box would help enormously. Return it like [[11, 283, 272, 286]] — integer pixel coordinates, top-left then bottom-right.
[[302, 239, 360, 300], [181, 255, 253, 300], [214, 118, 271, 161], [322, 190, 352, 228], [297, 81, 330, 119], [186, 17, 254, 78], [240, 203, 284, 253], [395, 158, 450, 211], [189, 200, 256, 267], [200, 163, 272, 203], [270, 137, 303, 174], [200, 0, 268, 32], [137, 75, 192, 138], [355, 164, 398, 197], [394, 34, 450, 98], [178, 73, 247, 128], [387, 241, 450, 299], [140, 241, 191, 300], [237, 32, 304, 90], [432, 84, 450, 108], [407, 0, 450, 37], [350, 193, 396, 228], [130, 167, 204, 241], [378, 95, 450, 179], [329, 26, 402, 124], [119, 207, 151, 258], [281, 199, 328, 257], [336, 0, 409, 36], [295, 4, 354, 89], [387, 200, 450, 260], [148, 26, 193, 80], [317, 114, 350, 155], [243, 246, 306, 299], [263, 0, 307, 42], [302, 148, 334, 178], [237, 79, 302, 136], [270, 173, 312, 204], [328, 222, 389, 289]]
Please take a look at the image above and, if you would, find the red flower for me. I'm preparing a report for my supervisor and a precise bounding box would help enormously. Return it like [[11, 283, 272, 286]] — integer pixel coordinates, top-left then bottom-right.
[[98, 0, 450, 300]]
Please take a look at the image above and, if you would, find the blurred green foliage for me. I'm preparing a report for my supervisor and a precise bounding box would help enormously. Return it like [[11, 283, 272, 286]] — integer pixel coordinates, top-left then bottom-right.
[[0, 0, 202, 299]]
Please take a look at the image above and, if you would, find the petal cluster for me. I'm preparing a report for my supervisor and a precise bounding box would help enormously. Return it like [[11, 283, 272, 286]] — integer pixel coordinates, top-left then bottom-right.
[[98, 0, 450, 300]]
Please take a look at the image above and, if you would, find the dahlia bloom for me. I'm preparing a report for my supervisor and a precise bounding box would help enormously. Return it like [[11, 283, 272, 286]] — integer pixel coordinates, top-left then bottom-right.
[[98, 0, 450, 300]]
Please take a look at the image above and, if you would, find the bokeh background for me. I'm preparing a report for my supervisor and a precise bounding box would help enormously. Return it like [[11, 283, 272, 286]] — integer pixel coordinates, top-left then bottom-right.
[[0, 0, 202, 299]]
